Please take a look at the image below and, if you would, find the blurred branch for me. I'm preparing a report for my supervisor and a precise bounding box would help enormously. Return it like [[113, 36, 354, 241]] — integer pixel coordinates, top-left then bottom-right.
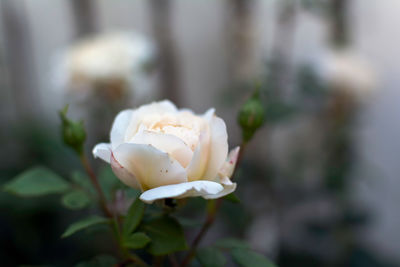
[[79, 152, 112, 218], [70, 0, 98, 38], [269, 0, 299, 99], [0, 0, 39, 120], [148, 0, 181, 105], [226, 0, 255, 84], [331, 0, 350, 47], [179, 199, 222, 267]]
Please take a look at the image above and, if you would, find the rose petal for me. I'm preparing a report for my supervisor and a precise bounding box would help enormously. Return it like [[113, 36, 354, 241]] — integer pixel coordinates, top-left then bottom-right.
[[113, 143, 187, 191], [218, 146, 240, 178], [124, 100, 177, 141], [186, 130, 210, 181], [92, 143, 112, 163], [202, 113, 229, 181], [131, 130, 193, 168], [110, 109, 134, 149], [139, 180, 224, 204], [111, 153, 143, 190], [203, 176, 237, 199], [183, 108, 213, 181]]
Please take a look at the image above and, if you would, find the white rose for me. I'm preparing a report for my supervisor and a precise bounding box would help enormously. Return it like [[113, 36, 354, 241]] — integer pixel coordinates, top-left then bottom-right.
[[54, 32, 156, 98], [93, 100, 239, 203]]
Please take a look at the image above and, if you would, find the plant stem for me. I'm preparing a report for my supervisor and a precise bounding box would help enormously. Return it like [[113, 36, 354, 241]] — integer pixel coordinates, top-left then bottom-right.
[[180, 200, 222, 267], [116, 254, 150, 267], [79, 152, 112, 218], [79, 152, 149, 266], [127, 253, 150, 267], [113, 213, 150, 267], [180, 142, 247, 267]]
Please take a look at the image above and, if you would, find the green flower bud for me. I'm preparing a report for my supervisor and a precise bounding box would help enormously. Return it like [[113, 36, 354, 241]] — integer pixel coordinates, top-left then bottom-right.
[[238, 89, 265, 142], [59, 105, 86, 155]]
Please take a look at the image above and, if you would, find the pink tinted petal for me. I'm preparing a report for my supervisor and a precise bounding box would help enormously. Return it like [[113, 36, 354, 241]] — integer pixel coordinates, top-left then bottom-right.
[[111, 153, 143, 190], [218, 146, 240, 178]]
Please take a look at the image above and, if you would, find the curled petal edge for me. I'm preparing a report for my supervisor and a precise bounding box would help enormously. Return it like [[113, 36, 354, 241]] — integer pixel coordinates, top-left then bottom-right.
[[139, 180, 236, 204], [203, 176, 236, 199], [92, 143, 112, 163]]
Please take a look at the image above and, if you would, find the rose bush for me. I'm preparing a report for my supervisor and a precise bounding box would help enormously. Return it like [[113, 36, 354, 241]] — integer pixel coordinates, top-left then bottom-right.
[[93, 100, 239, 203]]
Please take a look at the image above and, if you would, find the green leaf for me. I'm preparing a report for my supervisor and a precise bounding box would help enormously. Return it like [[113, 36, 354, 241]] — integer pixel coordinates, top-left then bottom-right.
[[231, 248, 276, 267], [123, 232, 151, 249], [122, 197, 145, 237], [70, 171, 94, 193], [62, 215, 109, 238], [215, 238, 250, 250], [75, 254, 117, 267], [224, 193, 241, 203], [142, 215, 187, 255], [3, 166, 70, 197], [196, 247, 226, 267], [61, 190, 91, 210]]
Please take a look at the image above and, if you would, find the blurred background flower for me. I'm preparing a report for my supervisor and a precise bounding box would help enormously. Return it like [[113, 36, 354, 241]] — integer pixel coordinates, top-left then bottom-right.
[[54, 31, 156, 102], [53, 31, 157, 142]]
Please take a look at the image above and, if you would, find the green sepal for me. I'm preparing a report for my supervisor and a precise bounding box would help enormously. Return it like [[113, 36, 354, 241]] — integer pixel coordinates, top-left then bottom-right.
[[59, 105, 86, 155]]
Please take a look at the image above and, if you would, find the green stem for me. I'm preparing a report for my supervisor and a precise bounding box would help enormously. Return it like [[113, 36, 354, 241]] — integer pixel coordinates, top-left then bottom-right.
[[79, 152, 149, 266], [79, 152, 112, 218], [180, 141, 247, 267], [114, 214, 150, 267]]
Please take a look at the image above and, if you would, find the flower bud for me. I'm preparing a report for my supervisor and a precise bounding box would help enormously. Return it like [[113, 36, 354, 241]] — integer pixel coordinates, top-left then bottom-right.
[[59, 105, 86, 155], [238, 89, 265, 142]]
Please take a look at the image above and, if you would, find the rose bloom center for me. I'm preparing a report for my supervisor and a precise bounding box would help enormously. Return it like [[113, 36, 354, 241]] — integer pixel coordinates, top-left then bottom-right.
[[140, 112, 203, 152]]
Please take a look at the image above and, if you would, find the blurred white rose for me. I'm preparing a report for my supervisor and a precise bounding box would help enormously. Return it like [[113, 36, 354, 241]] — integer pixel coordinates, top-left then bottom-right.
[[54, 32, 156, 99], [93, 100, 239, 203], [318, 49, 378, 101]]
